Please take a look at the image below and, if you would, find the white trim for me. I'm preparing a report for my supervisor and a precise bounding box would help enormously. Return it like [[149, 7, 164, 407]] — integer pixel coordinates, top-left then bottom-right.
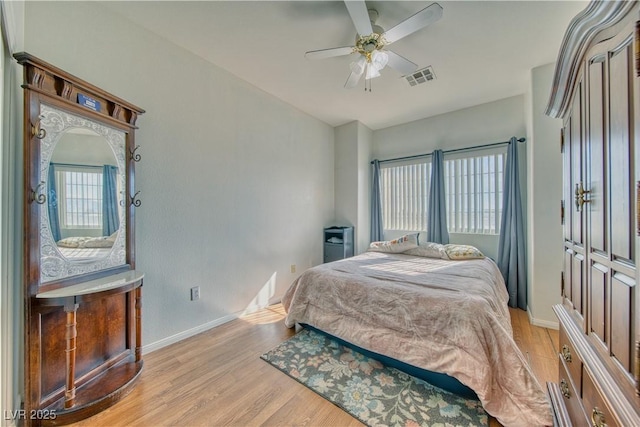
[[0, 0, 24, 55], [527, 306, 559, 330], [141, 312, 240, 355]]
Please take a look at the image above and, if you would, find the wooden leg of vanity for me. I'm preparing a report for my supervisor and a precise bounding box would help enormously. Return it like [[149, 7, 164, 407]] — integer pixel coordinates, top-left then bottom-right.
[[64, 302, 79, 409], [135, 286, 142, 362]]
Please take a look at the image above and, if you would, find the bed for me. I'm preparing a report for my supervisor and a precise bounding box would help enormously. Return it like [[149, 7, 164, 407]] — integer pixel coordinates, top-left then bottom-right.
[[57, 246, 112, 260], [282, 249, 552, 427], [56, 235, 115, 260]]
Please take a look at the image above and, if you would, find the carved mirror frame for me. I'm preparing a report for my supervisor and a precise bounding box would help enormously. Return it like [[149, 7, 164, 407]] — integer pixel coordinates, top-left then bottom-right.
[[17, 53, 144, 293]]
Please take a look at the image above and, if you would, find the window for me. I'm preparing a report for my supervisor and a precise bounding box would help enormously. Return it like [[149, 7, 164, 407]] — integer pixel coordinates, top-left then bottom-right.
[[444, 149, 506, 234], [380, 160, 431, 232], [56, 166, 103, 229], [379, 147, 506, 235]]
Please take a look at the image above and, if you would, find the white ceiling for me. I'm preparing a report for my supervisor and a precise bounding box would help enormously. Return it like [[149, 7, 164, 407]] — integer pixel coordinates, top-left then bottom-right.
[[102, 0, 588, 130]]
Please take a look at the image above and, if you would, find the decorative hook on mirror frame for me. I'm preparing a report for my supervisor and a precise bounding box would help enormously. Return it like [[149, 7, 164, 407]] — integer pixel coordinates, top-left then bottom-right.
[[130, 145, 141, 162], [31, 117, 47, 140], [31, 181, 47, 204], [130, 191, 142, 207]]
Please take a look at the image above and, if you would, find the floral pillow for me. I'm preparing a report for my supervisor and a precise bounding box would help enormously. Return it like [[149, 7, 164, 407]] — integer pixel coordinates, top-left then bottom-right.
[[368, 233, 419, 253], [403, 242, 449, 259], [444, 244, 485, 260]]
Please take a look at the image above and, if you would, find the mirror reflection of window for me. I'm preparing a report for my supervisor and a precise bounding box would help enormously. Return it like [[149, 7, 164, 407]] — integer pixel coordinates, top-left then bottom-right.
[[49, 164, 121, 240], [58, 165, 104, 232]]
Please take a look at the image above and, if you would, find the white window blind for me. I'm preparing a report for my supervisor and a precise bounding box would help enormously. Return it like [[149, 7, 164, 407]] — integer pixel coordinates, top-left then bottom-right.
[[380, 160, 431, 232], [56, 166, 103, 229], [378, 146, 506, 235], [444, 149, 505, 234]]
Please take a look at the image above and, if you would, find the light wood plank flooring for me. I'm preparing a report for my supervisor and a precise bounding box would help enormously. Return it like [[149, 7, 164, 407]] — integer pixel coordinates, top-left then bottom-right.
[[71, 304, 557, 427]]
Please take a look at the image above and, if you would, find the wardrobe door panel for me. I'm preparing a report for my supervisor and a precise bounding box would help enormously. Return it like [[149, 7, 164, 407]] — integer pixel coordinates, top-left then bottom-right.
[[610, 273, 633, 372], [590, 263, 607, 346], [571, 85, 584, 246], [588, 59, 607, 254], [609, 45, 633, 263], [563, 121, 573, 243], [564, 248, 573, 302]]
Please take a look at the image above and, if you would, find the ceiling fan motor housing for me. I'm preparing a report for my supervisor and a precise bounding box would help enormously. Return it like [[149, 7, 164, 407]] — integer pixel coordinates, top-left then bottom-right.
[[355, 8, 385, 51]]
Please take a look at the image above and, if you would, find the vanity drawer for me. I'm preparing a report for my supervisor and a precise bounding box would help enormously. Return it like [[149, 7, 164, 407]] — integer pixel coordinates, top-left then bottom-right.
[[582, 368, 619, 427], [559, 325, 582, 392], [558, 354, 589, 426]]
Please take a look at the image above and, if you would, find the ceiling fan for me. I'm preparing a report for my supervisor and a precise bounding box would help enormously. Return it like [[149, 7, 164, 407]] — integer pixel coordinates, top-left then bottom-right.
[[305, 1, 443, 89]]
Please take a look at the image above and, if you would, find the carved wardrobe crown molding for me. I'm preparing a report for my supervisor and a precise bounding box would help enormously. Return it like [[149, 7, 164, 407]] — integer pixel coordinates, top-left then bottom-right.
[[546, 1, 637, 119]]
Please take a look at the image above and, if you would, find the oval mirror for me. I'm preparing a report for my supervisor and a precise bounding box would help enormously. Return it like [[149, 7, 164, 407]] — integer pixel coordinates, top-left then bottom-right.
[[39, 104, 127, 282], [49, 128, 121, 258]]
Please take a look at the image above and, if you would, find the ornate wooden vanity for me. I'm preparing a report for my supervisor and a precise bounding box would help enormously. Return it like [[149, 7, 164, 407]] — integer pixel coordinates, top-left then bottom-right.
[[16, 53, 145, 425]]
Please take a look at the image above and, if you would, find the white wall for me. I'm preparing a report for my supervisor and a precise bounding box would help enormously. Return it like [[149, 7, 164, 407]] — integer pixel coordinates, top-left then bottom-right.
[[373, 95, 526, 260], [526, 63, 563, 327], [334, 121, 372, 254], [23, 1, 335, 349], [356, 122, 372, 253], [334, 122, 358, 230]]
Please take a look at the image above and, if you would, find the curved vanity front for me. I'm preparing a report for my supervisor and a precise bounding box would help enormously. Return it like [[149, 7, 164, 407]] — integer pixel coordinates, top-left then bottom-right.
[[33, 272, 144, 424]]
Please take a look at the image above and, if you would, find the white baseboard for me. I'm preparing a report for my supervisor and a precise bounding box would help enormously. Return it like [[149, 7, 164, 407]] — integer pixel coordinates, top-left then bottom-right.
[[142, 312, 240, 355], [526, 306, 559, 330]]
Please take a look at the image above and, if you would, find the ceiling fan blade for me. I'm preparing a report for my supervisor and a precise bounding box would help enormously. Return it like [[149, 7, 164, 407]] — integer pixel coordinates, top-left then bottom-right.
[[344, 1, 373, 36], [382, 3, 443, 44], [344, 70, 363, 89], [385, 51, 419, 75], [305, 46, 354, 60]]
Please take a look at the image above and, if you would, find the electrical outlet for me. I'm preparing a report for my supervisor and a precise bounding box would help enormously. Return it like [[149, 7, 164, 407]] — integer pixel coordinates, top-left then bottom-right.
[[190, 286, 200, 301], [290, 264, 296, 273]]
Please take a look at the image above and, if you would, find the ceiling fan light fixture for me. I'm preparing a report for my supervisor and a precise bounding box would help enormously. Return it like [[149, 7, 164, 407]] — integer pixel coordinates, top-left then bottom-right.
[[350, 55, 367, 76], [371, 50, 389, 70], [365, 62, 381, 80]]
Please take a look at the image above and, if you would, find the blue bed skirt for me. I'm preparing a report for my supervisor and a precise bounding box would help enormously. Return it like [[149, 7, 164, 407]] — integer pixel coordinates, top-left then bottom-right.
[[302, 324, 478, 400]]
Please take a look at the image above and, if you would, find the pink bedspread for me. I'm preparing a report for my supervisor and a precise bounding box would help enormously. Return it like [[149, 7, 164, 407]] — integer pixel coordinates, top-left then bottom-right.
[[282, 251, 552, 426]]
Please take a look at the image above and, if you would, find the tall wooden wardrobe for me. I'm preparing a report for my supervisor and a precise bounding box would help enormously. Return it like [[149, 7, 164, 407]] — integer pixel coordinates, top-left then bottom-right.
[[546, 2, 640, 426]]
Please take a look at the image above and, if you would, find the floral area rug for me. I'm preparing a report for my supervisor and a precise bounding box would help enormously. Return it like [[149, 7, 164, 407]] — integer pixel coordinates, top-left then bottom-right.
[[260, 328, 488, 427]]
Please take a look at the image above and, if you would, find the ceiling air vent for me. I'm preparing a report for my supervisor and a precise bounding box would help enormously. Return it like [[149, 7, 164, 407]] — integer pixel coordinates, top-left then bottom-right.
[[404, 66, 436, 86]]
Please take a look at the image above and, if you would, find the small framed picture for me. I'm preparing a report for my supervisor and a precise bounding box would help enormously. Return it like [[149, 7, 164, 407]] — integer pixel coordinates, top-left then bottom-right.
[[78, 93, 101, 112]]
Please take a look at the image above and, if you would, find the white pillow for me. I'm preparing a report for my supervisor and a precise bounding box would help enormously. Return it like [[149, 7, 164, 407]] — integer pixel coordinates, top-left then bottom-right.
[[368, 233, 419, 253], [403, 242, 448, 259], [82, 236, 115, 248], [57, 236, 90, 248]]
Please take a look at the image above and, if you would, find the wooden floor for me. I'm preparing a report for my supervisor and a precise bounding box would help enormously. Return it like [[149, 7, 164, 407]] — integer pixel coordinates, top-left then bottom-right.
[[71, 304, 558, 427]]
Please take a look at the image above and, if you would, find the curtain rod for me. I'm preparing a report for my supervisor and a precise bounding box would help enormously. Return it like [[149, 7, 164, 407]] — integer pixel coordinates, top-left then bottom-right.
[[370, 137, 526, 165], [50, 162, 105, 169]]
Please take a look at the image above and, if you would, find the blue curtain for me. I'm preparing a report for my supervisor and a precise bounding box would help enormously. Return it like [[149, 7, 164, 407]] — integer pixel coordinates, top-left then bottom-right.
[[497, 137, 527, 309], [102, 165, 119, 236], [427, 150, 449, 244], [47, 164, 61, 242], [370, 160, 384, 242]]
